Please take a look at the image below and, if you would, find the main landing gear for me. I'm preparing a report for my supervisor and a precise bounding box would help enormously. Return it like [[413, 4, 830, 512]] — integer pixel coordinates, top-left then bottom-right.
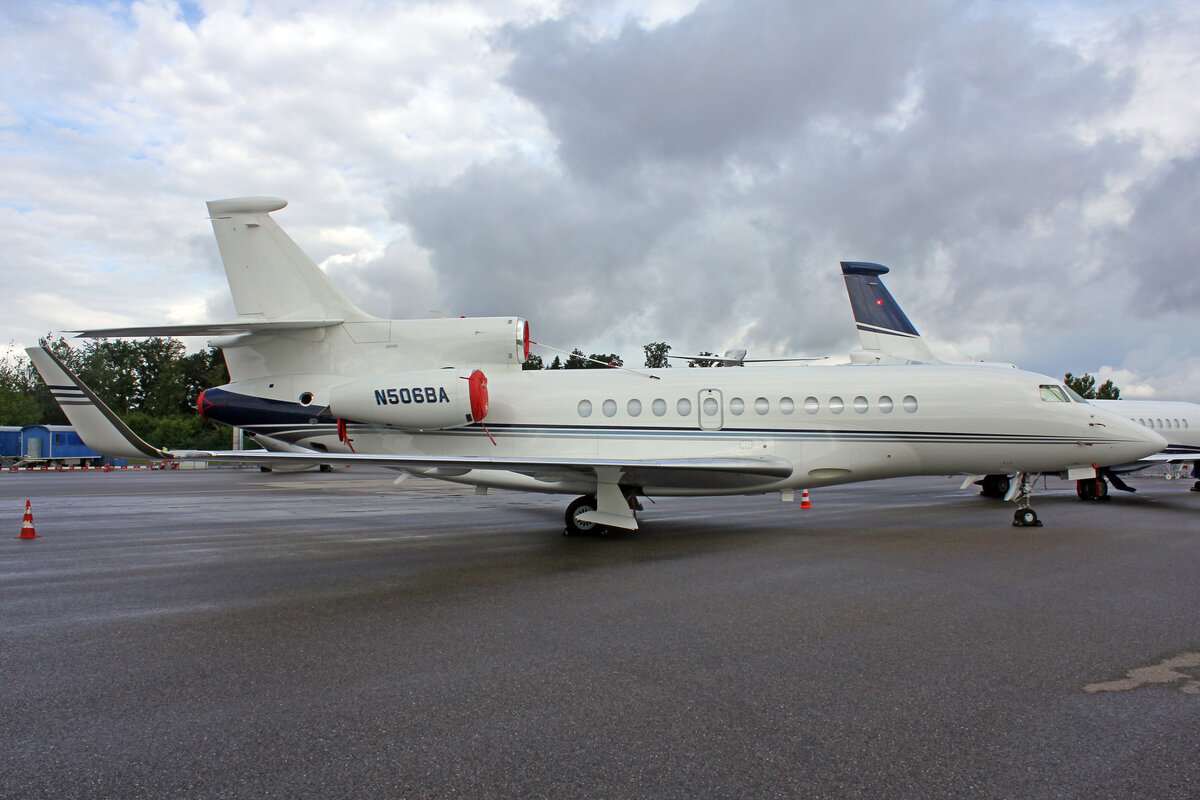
[[978, 474, 1010, 499], [563, 492, 642, 536], [1011, 472, 1043, 528]]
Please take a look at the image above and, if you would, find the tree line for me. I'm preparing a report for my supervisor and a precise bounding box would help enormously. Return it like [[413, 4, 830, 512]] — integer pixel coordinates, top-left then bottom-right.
[[1, 337, 231, 449]]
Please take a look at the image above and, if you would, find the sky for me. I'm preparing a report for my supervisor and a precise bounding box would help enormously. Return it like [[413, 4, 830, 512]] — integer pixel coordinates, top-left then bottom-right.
[[2, 0, 1199, 398]]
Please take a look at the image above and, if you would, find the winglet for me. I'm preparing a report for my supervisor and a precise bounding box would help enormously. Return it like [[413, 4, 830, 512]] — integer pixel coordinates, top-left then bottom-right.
[[25, 347, 169, 460], [840, 261, 937, 362]]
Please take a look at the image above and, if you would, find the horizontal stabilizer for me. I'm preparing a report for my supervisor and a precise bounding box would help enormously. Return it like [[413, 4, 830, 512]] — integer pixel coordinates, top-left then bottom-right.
[[68, 319, 343, 339]]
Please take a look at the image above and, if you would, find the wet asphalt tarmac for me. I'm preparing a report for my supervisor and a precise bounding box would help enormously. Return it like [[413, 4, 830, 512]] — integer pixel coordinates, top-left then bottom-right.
[[1, 467, 1198, 799]]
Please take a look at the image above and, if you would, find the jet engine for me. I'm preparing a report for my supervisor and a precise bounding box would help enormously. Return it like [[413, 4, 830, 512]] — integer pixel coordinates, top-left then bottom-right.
[[328, 369, 489, 430]]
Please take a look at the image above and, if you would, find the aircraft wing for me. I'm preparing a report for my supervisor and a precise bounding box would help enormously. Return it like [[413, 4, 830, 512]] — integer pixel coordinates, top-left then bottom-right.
[[26, 346, 793, 489], [66, 319, 343, 338]]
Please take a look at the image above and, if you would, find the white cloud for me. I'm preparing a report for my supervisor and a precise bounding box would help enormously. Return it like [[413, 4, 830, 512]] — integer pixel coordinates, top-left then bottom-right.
[[1, 0, 1199, 400]]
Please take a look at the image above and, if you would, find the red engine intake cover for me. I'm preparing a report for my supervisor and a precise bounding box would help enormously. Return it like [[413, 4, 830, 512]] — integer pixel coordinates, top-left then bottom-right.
[[468, 370, 489, 422]]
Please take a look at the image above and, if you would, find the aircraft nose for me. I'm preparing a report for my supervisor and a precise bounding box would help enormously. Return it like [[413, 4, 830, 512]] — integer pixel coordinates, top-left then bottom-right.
[[1118, 417, 1167, 461]]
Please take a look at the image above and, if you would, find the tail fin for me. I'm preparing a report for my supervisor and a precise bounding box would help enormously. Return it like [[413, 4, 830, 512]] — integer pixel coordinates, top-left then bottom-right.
[[207, 197, 373, 322], [841, 262, 937, 363]]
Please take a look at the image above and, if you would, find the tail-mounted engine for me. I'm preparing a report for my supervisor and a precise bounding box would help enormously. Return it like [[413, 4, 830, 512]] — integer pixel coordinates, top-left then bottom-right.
[[328, 369, 489, 430]]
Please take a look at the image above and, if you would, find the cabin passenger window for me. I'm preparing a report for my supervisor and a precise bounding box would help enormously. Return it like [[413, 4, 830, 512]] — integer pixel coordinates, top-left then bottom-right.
[[878, 395, 893, 413], [829, 396, 844, 414], [853, 396, 868, 414], [577, 400, 593, 418], [628, 399, 642, 417], [652, 398, 667, 417], [729, 397, 745, 415], [903, 395, 918, 413], [779, 397, 794, 414], [1039, 385, 1070, 402], [602, 399, 617, 417], [702, 397, 719, 416], [677, 398, 692, 416], [755, 397, 769, 415], [804, 397, 819, 414]]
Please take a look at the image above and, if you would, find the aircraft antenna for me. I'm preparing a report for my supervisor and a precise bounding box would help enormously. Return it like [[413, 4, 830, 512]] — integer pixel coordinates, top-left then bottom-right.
[[529, 340, 661, 380]]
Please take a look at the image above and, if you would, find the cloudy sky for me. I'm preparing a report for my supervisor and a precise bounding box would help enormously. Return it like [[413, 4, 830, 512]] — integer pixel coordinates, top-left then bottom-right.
[[3, 0, 1199, 397]]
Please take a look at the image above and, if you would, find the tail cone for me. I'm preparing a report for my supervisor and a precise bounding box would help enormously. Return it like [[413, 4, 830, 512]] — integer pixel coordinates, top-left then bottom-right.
[[18, 500, 37, 539]]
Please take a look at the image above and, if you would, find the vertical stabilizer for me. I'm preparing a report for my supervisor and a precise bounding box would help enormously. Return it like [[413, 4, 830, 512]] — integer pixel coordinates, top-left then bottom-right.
[[841, 262, 937, 362], [206, 197, 373, 322]]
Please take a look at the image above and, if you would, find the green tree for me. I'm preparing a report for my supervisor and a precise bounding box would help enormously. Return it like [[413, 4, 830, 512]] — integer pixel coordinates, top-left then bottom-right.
[[688, 351, 722, 368], [547, 356, 563, 370], [564, 349, 590, 369], [643, 342, 671, 368], [522, 353, 544, 370], [1064, 372, 1121, 400]]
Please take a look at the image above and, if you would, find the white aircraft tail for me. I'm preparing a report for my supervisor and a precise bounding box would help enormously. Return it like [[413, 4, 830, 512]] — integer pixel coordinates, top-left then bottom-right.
[[206, 197, 373, 322]]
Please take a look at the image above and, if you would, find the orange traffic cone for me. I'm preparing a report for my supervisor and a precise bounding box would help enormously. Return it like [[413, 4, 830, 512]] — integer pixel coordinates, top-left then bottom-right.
[[800, 490, 812, 509], [18, 500, 37, 539]]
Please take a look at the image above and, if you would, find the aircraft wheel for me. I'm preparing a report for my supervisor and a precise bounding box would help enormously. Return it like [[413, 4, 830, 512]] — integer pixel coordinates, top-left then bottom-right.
[[1192, 480, 1200, 493], [1013, 508, 1041, 527], [564, 495, 600, 536], [981, 474, 1009, 498], [1076, 480, 1095, 501], [259, 466, 272, 473], [319, 464, 333, 472]]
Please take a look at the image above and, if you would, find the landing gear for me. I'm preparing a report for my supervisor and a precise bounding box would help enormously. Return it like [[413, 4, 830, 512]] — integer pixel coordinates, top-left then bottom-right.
[[1013, 507, 1039, 527], [1075, 476, 1109, 501], [1011, 472, 1044, 527], [979, 474, 1010, 499], [564, 495, 600, 536]]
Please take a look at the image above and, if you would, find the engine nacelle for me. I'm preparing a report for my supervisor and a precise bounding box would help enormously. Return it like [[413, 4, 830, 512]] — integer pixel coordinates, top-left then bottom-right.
[[328, 369, 488, 430]]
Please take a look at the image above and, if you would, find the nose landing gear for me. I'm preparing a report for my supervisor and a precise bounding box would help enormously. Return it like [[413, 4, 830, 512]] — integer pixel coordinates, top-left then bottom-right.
[[1011, 472, 1044, 527]]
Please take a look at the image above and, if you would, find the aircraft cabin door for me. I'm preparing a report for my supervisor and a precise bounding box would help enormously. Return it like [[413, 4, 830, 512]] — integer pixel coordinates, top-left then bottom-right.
[[698, 388, 723, 431]]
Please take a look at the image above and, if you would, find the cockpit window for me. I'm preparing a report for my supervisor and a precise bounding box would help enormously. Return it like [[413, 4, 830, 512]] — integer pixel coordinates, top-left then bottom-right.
[[1039, 385, 1070, 403]]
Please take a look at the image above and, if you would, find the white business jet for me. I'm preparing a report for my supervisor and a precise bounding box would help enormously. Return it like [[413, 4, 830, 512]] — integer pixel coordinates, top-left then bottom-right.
[[28, 198, 1164, 532], [838, 261, 1200, 498]]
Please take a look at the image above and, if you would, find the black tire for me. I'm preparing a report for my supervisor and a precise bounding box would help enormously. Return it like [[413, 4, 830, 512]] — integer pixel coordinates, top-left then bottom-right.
[[564, 495, 599, 536], [1013, 508, 1038, 527], [319, 464, 333, 472], [981, 474, 1010, 498], [1076, 480, 1096, 501], [259, 466, 272, 473]]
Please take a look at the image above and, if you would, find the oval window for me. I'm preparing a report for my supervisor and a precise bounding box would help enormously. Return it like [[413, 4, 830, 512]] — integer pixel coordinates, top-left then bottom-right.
[[602, 399, 617, 417], [878, 395, 893, 413], [578, 399, 593, 418], [853, 396, 868, 414], [627, 399, 642, 417], [677, 398, 692, 416], [804, 396, 819, 414], [829, 396, 844, 414], [779, 397, 794, 414], [729, 397, 745, 415], [755, 397, 769, 415], [652, 398, 667, 417], [703, 397, 719, 416], [903, 395, 918, 413]]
